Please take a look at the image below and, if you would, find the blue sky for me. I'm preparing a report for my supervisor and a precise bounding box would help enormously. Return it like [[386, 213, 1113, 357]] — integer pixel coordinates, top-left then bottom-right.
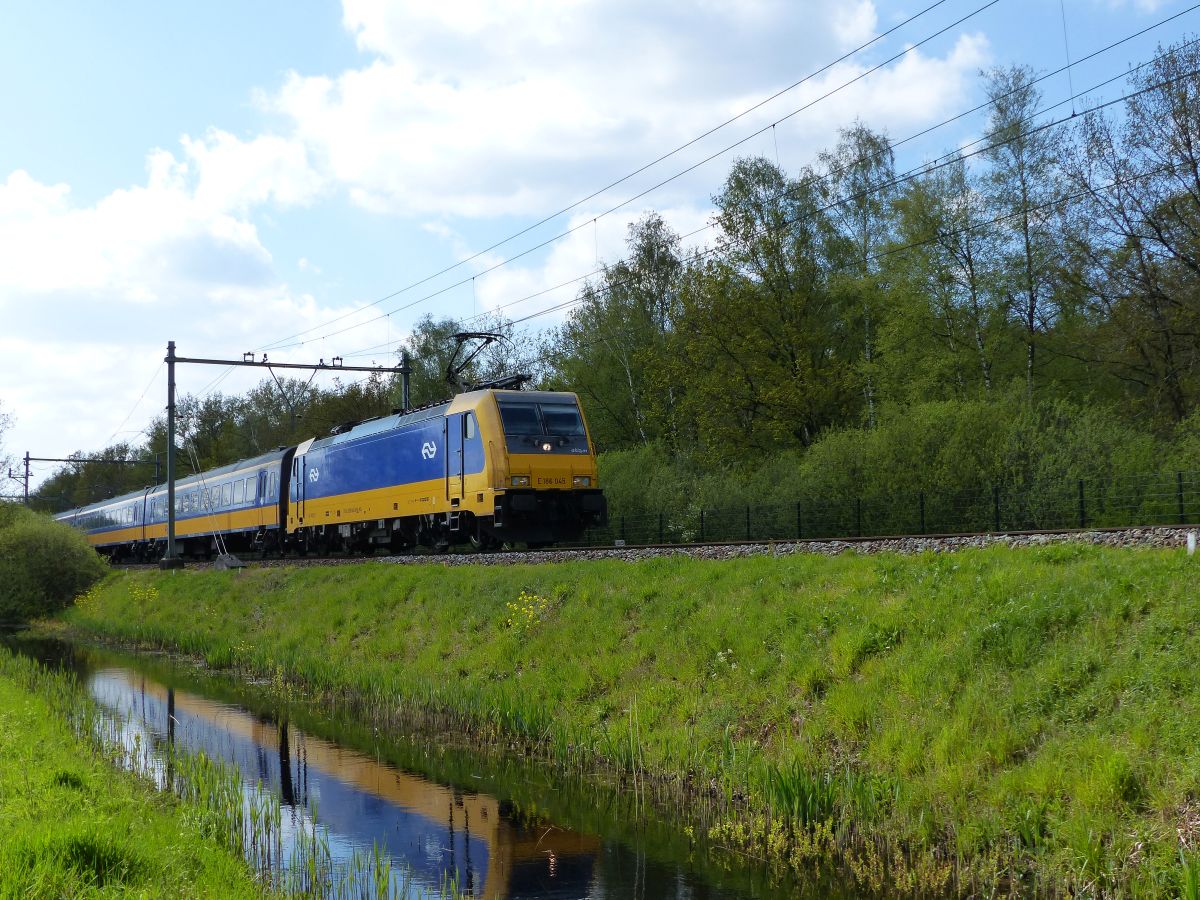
[[0, 0, 1194, 487]]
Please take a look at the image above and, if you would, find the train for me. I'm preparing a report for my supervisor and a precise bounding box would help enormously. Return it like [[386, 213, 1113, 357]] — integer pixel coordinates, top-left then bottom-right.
[[53, 387, 607, 560]]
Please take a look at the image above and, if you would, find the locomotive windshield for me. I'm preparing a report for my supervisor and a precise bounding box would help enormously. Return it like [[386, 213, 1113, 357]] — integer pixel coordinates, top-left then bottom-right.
[[498, 400, 587, 440], [540, 404, 586, 435], [499, 403, 542, 435]]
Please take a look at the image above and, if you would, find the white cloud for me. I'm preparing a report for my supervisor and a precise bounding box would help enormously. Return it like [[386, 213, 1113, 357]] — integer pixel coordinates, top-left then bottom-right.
[[263, 1, 987, 218], [833, 1, 880, 46], [467, 205, 716, 327], [182, 129, 326, 214], [0, 159, 352, 467], [1097, 0, 1165, 10]]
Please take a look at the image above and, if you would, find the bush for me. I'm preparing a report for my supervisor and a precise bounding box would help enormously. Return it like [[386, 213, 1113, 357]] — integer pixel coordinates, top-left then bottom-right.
[[595, 395, 1168, 533], [0, 504, 107, 624]]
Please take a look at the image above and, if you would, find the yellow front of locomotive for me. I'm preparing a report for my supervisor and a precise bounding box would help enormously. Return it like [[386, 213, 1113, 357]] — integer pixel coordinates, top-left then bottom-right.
[[477, 389, 607, 545]]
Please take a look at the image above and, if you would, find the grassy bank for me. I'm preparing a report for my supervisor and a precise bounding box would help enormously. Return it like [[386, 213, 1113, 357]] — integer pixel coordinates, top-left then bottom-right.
[[0, 648, 264, 898], [59, 546, 1200, 895]]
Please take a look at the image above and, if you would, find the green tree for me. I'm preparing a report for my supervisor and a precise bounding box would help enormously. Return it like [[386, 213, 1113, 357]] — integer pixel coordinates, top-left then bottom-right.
[[1064, 39, 1200, 422], [982, 65, 1067, 399], [548, 213, 685, 449], [0, 399, 11, 477], [667, 157, 857, 459], [399, 313, 541, 408], [32, 442, 157, 512], [819, 122, 897, 426], [882, 154, 1011, 401]]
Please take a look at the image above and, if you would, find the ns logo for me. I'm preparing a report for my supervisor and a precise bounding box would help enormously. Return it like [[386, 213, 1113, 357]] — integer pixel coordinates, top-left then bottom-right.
[[421, 441, 437, 460]]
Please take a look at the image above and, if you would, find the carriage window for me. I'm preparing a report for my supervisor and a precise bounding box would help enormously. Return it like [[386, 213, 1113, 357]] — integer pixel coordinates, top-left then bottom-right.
[[268, 472, 277, 500], [221, 483, 232, 506], [233, 480, 244, 504], [245, 477, 256, 502]]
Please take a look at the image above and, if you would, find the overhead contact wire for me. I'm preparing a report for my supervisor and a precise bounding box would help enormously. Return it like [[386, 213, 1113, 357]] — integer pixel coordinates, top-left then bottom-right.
[[253, 0, 976, 353], [259, 0, 1005, 355]]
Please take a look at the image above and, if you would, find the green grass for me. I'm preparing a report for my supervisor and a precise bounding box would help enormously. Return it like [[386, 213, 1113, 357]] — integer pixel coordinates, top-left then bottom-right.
[[57, 544, 1200, 894], [0, 650, 265, 899]]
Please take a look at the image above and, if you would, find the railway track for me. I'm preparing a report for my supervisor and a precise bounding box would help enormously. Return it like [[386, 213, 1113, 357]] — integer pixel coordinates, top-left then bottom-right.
[[112, 524, 1198, 571]]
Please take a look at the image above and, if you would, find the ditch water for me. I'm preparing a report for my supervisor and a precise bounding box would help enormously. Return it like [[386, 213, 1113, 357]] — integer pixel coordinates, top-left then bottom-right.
[[6, 636, 860, 899]]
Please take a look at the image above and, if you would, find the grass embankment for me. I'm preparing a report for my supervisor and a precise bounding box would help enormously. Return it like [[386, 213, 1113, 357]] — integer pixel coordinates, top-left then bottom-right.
[[0, 650, 264, 899], [61, 545, 1200, 895]]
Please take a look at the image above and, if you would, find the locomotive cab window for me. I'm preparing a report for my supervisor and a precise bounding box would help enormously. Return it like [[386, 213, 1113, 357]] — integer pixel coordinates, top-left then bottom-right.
[[498, 399, 587, 443], [464, 413, 477, 440], [498, 403, 541, 435], [541, 404, 585, 436]]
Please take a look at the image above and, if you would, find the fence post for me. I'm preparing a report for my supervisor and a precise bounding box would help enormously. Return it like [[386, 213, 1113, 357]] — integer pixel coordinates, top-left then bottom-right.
[[699, 509, 705, 543], [796, 500, 803, 539], [621, 515, 626, 542], [658, 512, 664, 543], [1078, 480, 1086, 530], [993, 485, 1001, 533], [919, 492, 926, 535], [1178, 471, 1187, 525], [746, 505, 751, 541], [855, 497, 862, 538]]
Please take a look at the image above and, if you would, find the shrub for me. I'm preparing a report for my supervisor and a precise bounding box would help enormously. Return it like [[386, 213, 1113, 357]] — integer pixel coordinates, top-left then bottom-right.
[[0, 504, 108, 624]]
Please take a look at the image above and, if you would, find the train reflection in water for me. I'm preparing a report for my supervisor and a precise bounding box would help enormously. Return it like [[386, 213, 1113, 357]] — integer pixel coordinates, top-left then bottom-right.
[[91, 669, 599, 898]]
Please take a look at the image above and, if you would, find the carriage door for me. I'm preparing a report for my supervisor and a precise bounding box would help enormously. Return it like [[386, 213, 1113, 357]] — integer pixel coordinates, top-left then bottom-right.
[[291, 439, 314, 528], [445, 414, 465, 503], [292, 456, 305, 525], [256, 471, 267, 527]]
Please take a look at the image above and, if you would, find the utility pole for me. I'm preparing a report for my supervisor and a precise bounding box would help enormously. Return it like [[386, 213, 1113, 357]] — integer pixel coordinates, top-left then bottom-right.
[[400, 351, 412, 413], [165, 341, 180, 568], [159, 342, 403, 569], [4, 452, 29, 504], [10, 452, 159, 509]]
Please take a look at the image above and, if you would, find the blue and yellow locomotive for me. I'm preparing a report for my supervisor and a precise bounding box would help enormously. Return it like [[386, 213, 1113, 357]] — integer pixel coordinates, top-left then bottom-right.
[[55, 388, 606, 559]]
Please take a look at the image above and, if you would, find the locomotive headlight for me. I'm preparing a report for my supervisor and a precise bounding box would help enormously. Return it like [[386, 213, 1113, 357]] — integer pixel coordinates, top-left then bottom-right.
[[511, 476, 530, 487], [541, 441, 553, 452], [573, 476, 591, 487]]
